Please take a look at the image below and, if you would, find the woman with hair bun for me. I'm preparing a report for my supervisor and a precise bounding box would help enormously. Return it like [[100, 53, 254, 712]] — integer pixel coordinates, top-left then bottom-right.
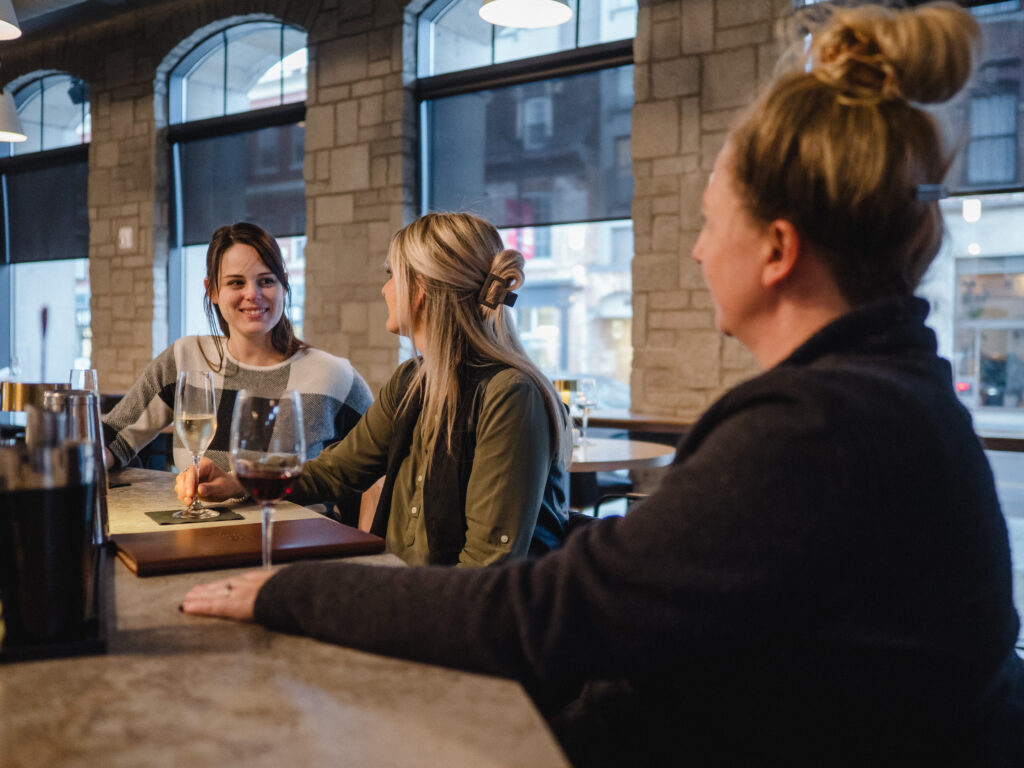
[[181, 212, 571, 566], [183, 5, 1023, 765]]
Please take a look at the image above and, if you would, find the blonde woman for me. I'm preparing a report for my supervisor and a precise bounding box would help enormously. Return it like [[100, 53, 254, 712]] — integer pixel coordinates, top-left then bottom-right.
[[181, 212, 571, 567], [185, 4, 1023, 765]]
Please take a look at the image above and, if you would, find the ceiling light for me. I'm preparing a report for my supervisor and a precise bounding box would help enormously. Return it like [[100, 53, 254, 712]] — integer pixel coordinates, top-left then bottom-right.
[[0, 0, 20, 40], [0, 90, 26, 142], [479, 0, 573, 29]]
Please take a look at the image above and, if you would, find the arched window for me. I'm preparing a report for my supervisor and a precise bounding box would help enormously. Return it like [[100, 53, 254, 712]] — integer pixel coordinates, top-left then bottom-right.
[[167, 21, 307, 340], [0, 73, 91, 379], [417, 1, 637, 404]]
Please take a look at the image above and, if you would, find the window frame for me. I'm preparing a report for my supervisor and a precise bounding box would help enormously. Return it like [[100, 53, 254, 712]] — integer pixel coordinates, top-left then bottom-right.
[[415, 3, 636, 382], [165, 20, 308, 344], [0, 72, 91, 372]]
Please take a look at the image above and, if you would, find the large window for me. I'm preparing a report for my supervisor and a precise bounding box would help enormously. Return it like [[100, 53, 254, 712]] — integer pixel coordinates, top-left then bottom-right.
[[0, 73, 91, 380], [418, 0, 637, 77], [922, 2, 1024, 427], [168, 22, 308, 340], [418, 0, 636, 407], [911, 0, 1024, 641]]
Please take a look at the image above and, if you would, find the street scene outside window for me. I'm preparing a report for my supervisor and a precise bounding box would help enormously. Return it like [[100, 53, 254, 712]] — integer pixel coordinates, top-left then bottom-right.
[[910, 0, 1024, 636], [1, 73, 91, 379], [419, 0, 637, 409]]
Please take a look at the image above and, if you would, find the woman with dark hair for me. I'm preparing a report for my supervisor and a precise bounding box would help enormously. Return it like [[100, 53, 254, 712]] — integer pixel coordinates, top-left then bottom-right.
[[183, 5, 1023, 765], [102, 222, 372, 517]]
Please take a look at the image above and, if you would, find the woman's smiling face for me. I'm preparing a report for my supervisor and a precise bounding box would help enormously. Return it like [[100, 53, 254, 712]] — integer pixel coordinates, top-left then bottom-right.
[[208, 243, 285, 339]]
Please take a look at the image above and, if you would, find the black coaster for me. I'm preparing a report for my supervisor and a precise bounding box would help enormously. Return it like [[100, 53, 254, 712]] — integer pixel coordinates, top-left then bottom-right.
[[145, 507, 244, 525]]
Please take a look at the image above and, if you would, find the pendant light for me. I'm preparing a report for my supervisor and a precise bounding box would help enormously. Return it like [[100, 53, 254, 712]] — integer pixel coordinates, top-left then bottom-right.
[[0, 0, 20, 40], [0, 89, 24, 142], [479, 0, 573, 29]]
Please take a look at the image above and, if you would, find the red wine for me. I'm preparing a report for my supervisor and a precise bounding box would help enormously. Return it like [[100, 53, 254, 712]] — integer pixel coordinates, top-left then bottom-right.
[[235, 467, 301, 502]]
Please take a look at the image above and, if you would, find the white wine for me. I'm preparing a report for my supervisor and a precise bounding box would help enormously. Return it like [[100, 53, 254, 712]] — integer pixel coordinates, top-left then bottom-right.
[[176, 413, 216, 454]]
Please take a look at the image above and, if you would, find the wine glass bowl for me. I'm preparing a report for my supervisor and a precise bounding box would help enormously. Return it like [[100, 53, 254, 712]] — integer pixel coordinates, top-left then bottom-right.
[[174, 370, 219, 520], [69, 368, 99, 393], [230, 391, 305, 569], [577, 377, 598, 445]]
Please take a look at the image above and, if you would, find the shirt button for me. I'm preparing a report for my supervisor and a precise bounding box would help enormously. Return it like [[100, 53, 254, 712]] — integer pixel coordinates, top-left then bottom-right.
[[499, 534, 509, 544], [410, 506, 418, 516], [416, 475, 423, 484]]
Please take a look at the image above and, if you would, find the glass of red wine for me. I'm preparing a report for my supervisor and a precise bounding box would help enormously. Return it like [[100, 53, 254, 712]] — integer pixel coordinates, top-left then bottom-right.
[[229, 390, 305, 569]]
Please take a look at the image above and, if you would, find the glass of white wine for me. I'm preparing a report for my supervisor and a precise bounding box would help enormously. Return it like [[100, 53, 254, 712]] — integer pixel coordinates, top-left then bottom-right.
[[174, 370, 219, 520], [577, 377, 598, 445]]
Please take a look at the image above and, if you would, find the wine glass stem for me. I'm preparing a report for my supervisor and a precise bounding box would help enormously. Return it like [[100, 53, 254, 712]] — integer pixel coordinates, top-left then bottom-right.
[[582, 409, 589, 443], [261, 502, 274, 570], [189, 453, 202, 511]]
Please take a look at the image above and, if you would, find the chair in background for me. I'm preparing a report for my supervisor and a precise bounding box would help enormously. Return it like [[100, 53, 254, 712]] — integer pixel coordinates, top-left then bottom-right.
[[570, 469, 634, 517]]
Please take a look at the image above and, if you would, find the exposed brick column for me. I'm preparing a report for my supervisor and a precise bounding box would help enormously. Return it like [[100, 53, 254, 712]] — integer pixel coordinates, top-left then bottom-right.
[[303, 0, 416, 393], [630, 0, 788, 419], [87, 82, 163, 391]]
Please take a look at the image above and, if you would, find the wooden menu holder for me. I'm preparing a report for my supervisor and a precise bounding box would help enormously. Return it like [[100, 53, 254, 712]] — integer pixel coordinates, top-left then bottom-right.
[[112, 516, 385, 576]]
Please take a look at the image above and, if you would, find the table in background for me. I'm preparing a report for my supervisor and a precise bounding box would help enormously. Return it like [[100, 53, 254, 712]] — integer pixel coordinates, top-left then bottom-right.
[[569, 436, 675, 473], [583, 410, 692, 437], [2, 469, 570, 768]]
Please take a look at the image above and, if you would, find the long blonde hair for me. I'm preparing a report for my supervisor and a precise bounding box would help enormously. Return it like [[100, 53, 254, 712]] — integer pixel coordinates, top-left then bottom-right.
[[730, 2, 978, 305], [388, 212, 571, 465]]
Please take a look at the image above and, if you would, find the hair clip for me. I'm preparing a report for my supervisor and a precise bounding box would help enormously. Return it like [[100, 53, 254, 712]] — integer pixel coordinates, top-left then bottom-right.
[[915, 184, 946, 202], [478, 273, 518, 309]]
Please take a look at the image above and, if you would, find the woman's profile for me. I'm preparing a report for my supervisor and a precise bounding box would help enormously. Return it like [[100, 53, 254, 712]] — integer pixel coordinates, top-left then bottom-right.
[[183, 5, 1024, 765]]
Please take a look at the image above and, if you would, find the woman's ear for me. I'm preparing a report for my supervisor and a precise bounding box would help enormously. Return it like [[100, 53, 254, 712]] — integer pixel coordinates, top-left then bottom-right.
[[412, 278, 426, 313], [762, 219, 801, 288]]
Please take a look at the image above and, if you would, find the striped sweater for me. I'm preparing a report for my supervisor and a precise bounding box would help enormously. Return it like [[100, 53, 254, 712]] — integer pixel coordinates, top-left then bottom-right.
[[102, 336, 373, 479]]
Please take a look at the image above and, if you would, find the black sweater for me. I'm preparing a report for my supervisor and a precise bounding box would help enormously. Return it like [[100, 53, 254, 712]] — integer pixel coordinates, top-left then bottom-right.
[[256, 297, 1024, 767]]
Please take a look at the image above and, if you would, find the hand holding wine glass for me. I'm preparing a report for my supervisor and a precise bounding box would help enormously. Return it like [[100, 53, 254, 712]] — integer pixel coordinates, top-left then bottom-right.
[[174, 370, 219, 520], [230, 390, 305, 569]]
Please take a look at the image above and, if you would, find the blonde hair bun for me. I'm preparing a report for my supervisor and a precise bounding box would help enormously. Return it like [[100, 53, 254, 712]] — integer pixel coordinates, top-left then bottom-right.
[[488, 248, 525, 292], [809, 2, 978, 105]]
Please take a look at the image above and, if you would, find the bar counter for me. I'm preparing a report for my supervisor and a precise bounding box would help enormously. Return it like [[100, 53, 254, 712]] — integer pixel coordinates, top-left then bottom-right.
[[1, 470, 570, 767]]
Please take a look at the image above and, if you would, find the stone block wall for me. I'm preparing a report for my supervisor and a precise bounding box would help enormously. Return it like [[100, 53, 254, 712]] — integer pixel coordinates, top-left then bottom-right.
[[630, 0, 792, 419], [302, 0, 413, 389], [1, 0, 410, 393], [2, 0, 802, 411]]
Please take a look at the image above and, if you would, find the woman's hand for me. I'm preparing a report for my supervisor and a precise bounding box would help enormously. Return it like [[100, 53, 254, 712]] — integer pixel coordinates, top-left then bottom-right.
[[175, 457, 245, 505], [182, 570, 275, 621]]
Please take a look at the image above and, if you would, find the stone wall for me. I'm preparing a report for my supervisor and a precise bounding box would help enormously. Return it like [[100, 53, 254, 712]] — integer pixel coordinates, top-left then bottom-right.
[[302, 0, 413, 389], [0, 0, 410, 393], [630, 0, 791, 419], [3, 0, 799, 411]]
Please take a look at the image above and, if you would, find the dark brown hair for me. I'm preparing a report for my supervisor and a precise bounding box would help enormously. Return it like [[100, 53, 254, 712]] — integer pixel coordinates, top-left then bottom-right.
[[202, 222, 307, 366]]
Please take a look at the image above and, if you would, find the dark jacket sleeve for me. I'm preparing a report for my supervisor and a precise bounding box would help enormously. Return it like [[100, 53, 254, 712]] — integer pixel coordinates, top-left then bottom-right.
[[254, 389, 874, 696]]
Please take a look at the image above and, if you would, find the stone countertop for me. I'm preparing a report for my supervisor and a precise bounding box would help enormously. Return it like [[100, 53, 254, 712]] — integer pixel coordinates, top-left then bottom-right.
[[1, 470, 570, 768], [105, 467, 327, 534]]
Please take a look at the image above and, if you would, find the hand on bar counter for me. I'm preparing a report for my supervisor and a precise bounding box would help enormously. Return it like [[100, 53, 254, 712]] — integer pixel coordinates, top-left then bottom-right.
[[175, 456, 245, 506], [182, 570, 273, 621]]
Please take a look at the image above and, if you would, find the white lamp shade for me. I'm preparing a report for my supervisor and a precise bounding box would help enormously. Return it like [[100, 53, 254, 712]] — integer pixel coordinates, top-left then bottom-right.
[[0, 0, 20, 40], [479, 0, 573, 29], [0, 90, 26, 143]]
